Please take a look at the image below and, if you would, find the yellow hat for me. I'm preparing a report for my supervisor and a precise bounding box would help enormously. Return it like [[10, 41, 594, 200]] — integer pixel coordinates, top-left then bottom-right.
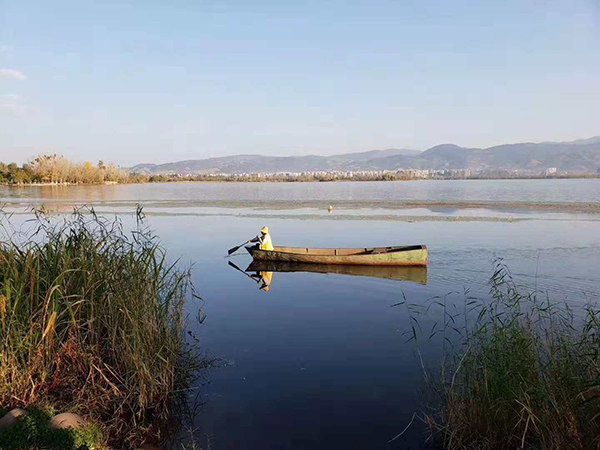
[[261, 226, 269, 234]]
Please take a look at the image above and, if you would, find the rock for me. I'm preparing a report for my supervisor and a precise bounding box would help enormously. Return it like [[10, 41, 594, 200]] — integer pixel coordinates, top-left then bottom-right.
[[48, 412, 86, 430], [0, 408, 27, 429]]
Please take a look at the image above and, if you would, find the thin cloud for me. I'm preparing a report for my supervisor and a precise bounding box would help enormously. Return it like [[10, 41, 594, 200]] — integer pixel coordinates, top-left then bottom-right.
[[0, 44, 10, 52], [0, 69, 26, 80]]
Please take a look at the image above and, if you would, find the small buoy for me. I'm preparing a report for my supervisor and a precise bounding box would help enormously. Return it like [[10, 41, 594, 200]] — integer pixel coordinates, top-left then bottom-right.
[[328, 205, 333, 214]]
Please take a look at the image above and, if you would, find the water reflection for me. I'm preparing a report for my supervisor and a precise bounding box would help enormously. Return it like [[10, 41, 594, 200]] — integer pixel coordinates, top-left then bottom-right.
[[227, 261, 274, 292], [229, 260, 427, 287], [250, 269, 273, 292]]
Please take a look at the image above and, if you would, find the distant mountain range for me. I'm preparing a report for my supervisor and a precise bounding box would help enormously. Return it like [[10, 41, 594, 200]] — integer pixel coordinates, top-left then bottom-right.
[[130, 137, 600, 174]]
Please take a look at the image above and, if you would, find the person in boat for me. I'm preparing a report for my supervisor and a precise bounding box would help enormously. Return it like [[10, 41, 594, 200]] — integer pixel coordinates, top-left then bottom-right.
[[250, 226, 274, 251]]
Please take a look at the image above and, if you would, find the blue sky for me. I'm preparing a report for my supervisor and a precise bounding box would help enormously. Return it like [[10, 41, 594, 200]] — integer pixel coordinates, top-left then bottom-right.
[[1, 0, 599, 165]]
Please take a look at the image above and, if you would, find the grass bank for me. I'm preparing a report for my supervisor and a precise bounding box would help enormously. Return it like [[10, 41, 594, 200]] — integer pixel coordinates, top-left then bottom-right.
[[400, 260, 600, 450], [0, 207, 205, 448]]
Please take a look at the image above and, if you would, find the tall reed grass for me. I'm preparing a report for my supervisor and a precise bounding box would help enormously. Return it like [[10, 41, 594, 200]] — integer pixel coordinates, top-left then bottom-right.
[[0, 207, 204, 447], [399, 259, 600, 450]]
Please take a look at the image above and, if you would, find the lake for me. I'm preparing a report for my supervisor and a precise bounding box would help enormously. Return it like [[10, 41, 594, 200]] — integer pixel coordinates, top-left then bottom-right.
[[1, 179, 600, 449]]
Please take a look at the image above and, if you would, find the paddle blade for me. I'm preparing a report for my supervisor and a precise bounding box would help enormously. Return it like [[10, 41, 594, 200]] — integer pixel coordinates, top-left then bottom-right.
[[227, 245, 242, 255]]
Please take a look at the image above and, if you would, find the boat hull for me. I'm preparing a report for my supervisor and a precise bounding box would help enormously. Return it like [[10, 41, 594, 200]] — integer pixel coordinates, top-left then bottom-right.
[[245, 245, 428, 266]]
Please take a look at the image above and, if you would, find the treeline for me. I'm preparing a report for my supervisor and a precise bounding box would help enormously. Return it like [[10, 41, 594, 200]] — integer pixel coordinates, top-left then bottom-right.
[[0, 154, 147, 185], [2, 154, 421, 186], [144, 171, 418, 183]]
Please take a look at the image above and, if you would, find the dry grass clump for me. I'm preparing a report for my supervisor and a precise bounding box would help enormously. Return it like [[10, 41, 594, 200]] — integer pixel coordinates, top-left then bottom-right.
[[0, 207, 204, 447]]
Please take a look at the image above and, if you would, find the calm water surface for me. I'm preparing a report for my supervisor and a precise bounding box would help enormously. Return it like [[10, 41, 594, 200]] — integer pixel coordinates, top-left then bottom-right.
[[1, 180, 600, 449], [3, 179, 600, 206]]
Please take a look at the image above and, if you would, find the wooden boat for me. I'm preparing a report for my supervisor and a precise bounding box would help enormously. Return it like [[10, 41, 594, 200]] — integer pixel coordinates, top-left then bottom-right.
[[245, 244, 428, 266], [246, 260, 427, 284]]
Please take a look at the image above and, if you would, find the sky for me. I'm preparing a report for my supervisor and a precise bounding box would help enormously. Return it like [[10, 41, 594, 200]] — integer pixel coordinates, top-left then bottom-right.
[[1, 0, 599, 166]]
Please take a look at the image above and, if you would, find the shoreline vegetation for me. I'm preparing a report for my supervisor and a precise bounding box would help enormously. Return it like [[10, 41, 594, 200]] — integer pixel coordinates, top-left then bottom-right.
[[135, 172, 600, 183], [2, 154, 599, 186], [399, 260, 600, 450], [0, 207, 206, 449], [0, 155, 147, 185]]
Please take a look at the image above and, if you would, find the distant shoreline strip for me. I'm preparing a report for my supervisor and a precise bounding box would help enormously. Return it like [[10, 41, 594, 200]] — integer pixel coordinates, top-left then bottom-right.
[[2, 200, 600, 214]]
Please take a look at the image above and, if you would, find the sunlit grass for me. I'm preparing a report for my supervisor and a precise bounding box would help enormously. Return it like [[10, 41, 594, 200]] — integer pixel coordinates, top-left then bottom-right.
[[0, 206, 205, 448], [398, 259, 600, 450]]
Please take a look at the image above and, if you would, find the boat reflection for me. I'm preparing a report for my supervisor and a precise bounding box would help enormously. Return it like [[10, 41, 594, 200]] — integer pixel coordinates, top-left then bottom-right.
[[245, 260, 427, 285]]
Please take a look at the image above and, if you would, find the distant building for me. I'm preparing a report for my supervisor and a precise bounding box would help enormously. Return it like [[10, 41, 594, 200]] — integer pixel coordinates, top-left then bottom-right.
[[545, 167, 557, 176]]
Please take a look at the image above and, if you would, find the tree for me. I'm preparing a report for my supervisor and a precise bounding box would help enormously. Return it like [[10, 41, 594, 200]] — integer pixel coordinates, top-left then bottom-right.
[[96, 160, 106, 183], [3, 154, 136, 185], [32, 154, 59, 182], [12, 170, 32, 184], [81, 161, 96, 184]]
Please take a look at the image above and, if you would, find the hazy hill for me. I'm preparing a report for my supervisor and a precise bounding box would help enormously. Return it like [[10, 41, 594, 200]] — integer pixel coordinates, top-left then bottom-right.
[[130, 148, 421, 174], [130, 138, 600, 174]]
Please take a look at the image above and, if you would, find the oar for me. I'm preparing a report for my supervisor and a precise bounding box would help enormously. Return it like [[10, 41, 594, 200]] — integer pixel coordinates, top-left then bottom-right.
[[227, 239, 251, 256], [228, 261, 259, 283]]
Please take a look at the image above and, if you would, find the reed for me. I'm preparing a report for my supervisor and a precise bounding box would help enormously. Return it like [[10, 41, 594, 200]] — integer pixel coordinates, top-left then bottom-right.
[[399, 259, 600, 450], [0, 207, 204, 448]]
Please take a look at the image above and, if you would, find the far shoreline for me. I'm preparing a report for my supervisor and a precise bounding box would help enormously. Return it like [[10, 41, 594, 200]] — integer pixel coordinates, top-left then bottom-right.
[[3, 174, 600, 187]]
